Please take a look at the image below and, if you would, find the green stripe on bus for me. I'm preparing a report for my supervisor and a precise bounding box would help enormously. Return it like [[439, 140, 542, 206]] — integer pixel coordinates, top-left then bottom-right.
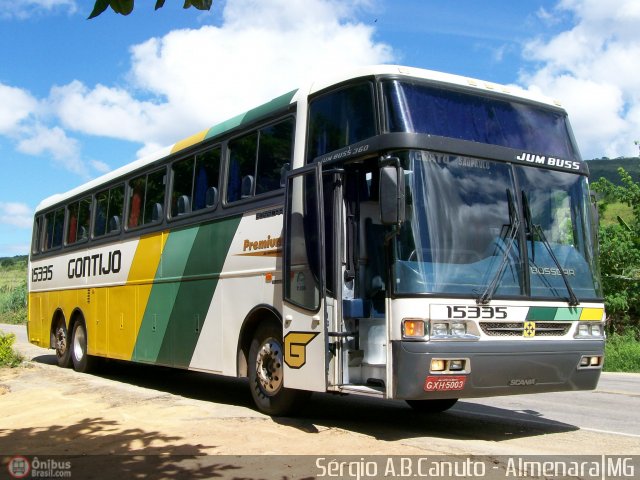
[[526, 307, 557, 321], [133, 227, 199, 363], [554, 307, 581, 320], [205, 89, 297, 140], [526, 306, 581, 321], [156, 215, 241, 367]]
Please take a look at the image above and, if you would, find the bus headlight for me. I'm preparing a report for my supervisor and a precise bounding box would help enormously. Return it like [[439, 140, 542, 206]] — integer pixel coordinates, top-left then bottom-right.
[[429, 320, 479, 341], [450, 322, 466, 336], [575, 322, 604, 338], [431, 322, 449, 337]]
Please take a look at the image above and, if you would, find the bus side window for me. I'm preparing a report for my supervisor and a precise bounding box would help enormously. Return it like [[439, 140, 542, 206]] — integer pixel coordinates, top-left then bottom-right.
[[171, 147, 221, 217], [43, 207, 65, 251], [193, 147, 220, 211], [227, 132, 258, 203], [67, 202, 78, 244], [128, 170, 165, 228], [67, 196, 91, 245], [227, 119, 292, 203], [144, 169, 165, 224], [31, 216, 42, 254], [171, 156, 195, 217], [256, 118, 294, 195], [95, 185, 124, 237], [128, 176, 145, 228]]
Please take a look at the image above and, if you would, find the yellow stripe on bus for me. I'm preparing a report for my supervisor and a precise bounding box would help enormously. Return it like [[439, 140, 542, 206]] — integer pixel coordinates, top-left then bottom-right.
[[580, 308, 604, 321], [105, 231, 168, 360], [170, 129, 208, 154]]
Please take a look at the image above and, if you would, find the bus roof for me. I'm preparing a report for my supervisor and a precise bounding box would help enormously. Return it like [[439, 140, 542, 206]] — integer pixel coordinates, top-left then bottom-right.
[[35, 65, 565, 213]]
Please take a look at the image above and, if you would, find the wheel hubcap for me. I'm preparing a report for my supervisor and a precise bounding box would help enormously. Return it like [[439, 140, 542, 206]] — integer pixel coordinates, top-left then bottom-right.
[[73, 327, 85, 363], [256, 338, 283, 396]]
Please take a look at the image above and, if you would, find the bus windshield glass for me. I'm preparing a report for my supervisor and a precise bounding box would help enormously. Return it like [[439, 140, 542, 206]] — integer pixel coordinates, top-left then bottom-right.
[[393, 151, 601, 301], [382, 80, 577, 160]]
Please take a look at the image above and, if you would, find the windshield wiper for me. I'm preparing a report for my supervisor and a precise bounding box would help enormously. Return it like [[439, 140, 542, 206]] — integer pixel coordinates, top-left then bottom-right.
[[477, 189, 520, 305], [522, 192, 580, 307]]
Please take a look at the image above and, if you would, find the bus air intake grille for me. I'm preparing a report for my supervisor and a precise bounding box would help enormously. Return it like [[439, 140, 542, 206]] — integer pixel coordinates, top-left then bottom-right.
[[479, 322, 571, 337]]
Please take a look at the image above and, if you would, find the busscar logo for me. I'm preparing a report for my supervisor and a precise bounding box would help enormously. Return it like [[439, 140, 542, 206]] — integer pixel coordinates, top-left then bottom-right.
[[284, 331, 319, 369]]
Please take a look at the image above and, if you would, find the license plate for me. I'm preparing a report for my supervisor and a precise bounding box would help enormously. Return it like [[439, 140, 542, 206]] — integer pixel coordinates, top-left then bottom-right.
[[423, 375, 467, 392]]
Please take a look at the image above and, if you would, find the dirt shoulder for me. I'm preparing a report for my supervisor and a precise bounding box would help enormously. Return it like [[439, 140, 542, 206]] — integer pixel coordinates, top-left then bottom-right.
[[2, 324, 640, 479]]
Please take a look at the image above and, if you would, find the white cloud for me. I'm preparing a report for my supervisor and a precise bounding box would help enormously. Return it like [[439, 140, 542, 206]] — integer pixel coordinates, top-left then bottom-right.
[[51, 0, 394, 153], [520, 0, 640, 158], [0, 202, 33, 229], [0, 84, 37, 135], [0, 82, 105, 177], [16, 124, 87, 176], [0, 0, 77, 19]]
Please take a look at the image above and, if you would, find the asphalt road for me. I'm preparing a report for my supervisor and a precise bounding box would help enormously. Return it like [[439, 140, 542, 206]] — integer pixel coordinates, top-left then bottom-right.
[[2, 322, 639, 461]]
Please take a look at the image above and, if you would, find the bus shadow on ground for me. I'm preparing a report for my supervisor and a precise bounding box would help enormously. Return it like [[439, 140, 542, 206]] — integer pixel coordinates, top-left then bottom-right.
[[30, 355, 578, 444], [289, 393, 579, 443]]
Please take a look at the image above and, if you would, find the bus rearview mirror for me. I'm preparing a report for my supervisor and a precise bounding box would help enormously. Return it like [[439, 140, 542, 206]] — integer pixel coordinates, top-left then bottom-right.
[[380, 164, 406, 225]]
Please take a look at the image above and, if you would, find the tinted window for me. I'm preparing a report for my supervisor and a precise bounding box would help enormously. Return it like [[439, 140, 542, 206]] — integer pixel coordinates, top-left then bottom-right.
[[43, 207, 65, 251], [171, 147, 220, 217], [227, 133, 258, 203], [307, 82, 375, 161], [94, 184, 124, 237], [31, 216, 42, 254], [66, 196, 92, 245], [383, 80, 577, 159], [127, 169, 166, 228], [256, 119, 293, 194], [227, 118, 293, 203]]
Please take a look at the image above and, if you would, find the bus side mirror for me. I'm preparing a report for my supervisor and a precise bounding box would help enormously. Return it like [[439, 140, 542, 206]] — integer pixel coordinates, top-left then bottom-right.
[[380, 163, 406, 225]]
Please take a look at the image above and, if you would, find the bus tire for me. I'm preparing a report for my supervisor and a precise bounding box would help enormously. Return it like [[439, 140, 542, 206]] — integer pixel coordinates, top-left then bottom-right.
[[406, 398, 458, 413], [71, 321, 94, 373], [53, 319, 72, 368], [248, 322, 309, 416]]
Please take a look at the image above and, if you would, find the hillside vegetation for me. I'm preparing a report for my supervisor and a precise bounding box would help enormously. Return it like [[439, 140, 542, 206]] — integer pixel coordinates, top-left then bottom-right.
[[587, 157, 640, 184], [0, 255, 27, 324]]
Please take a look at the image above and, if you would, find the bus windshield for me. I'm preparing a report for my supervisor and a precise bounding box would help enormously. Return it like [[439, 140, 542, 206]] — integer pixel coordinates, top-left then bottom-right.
[[382, 79, 577, 160], [393, 151, 602, 301]]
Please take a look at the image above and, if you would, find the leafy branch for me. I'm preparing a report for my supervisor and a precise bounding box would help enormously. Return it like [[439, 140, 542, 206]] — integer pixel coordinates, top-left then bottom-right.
[[89, 0, 213, 19]]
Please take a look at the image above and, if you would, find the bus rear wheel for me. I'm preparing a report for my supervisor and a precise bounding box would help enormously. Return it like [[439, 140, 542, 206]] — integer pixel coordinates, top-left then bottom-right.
[[71, 321, 94, 373], [248, 322, 309, 416], [406, 398, 458, 413], [54, 320, 72, 368]]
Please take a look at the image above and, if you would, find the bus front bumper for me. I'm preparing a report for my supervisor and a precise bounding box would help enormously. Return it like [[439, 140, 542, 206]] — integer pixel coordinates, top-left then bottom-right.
[[391, 339, 604, 400]]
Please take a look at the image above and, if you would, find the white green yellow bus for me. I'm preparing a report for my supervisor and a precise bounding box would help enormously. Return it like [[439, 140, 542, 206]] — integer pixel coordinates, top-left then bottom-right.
[[28, 65, 605, 415]]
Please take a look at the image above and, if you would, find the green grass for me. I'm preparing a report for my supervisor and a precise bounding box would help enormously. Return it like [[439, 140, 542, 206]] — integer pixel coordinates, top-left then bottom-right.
[[600, 201, 635, 227], [0, 256, 28, 325], [604, 332, 640, 372]]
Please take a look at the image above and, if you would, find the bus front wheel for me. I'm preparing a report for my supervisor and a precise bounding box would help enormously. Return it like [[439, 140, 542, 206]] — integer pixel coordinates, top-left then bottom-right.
[[71, 321, 94, 373], [248, 322, 309, 416], [406, 398, 458, 413]]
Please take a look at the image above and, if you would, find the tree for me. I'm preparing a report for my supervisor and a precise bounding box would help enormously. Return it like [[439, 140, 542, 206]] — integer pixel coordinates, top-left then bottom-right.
[[89, 0, 212, 19], [591, 167, 640, 334]]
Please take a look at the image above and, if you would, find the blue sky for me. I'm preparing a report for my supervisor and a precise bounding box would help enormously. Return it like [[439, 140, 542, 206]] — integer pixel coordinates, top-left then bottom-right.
[[1, 0, 639, 257]]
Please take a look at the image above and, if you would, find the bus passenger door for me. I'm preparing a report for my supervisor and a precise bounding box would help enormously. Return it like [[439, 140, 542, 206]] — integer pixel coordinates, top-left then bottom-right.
[[282, 163, 328, 393]]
